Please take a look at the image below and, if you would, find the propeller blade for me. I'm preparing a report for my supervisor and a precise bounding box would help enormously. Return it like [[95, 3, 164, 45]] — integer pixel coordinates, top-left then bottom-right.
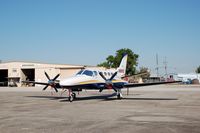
[[43, 85, 48, 91], [99, 72, 107, 81], [110, 72, 118, 81], [52, 74, 60, 81], [99, 88, 104, 93], [45, 72, 51, 80], [112, 86, 118, 92], [54, 87, 58, 93]]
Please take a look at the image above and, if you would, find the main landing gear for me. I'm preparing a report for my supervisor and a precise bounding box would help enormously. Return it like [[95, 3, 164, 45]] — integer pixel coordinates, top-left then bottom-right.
[[67, 88, 123, 102], [68, 89, 76, 102], [116, 89, 123, 100]]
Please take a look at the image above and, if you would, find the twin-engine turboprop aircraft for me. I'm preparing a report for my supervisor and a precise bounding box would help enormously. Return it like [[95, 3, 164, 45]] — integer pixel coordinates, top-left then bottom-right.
[[23, 54, 180, 102]]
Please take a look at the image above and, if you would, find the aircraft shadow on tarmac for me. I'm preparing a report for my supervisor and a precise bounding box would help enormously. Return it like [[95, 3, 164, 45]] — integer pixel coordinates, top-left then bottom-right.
[[26, 96, 67, 100], [26, 93, 178, 102]]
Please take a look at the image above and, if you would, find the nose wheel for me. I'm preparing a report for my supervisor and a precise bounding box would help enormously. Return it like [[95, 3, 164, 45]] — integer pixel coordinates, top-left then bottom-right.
[[68, 92, 76, 102]]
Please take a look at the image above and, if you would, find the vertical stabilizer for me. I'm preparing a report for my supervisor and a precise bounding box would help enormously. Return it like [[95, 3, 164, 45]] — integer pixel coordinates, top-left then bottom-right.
[[117, 54, 128, 77]]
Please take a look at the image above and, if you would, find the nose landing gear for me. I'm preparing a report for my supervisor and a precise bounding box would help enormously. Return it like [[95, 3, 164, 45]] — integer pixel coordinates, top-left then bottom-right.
[[68, 89, 76, 102]]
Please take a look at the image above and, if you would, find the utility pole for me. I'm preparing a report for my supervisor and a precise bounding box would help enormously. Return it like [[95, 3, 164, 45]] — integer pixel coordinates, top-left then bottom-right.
[[163, 57, 168, 79], [156, 54, 159, 77]]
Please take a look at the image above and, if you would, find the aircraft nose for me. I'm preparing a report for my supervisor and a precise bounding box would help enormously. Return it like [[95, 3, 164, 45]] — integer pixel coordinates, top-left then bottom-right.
[[60, 77, 79, 86], [60, 79, 71, 86], [59, 75, 90, 87]]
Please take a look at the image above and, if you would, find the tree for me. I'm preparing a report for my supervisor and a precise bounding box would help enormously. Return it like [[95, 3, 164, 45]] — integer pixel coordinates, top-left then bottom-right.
[[97, 48, 139, 75], [138, 67, 151, 79], [196, 66, 200, 73]]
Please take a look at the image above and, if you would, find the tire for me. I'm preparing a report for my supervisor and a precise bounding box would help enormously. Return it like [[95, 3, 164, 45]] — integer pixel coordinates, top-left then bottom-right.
[[117, 94, 121, 100], [72, 93, 76, 99], [69, 96, 73, 102]]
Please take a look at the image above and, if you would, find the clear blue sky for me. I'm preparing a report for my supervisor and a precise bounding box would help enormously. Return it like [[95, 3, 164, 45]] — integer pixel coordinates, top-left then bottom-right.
[[0, 0, 199, 74]]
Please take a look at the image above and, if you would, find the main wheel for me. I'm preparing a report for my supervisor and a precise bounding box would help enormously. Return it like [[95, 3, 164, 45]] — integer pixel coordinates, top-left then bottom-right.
[[117, 94, 122, 100], [72, 93, 76, 99], [69, 95, 74, 102]]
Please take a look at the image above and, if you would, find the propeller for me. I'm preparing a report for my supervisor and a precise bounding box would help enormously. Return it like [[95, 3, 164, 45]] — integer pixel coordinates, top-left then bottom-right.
[[99, 72, 118, 92], [43, 72, 60, 93]]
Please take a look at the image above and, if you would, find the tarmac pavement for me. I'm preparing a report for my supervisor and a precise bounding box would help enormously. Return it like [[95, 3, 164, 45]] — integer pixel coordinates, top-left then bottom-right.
[[0, 85, 200, 133]]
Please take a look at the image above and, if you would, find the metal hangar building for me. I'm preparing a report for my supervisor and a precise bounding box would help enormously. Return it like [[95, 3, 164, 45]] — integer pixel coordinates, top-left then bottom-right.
[[0, 61, 85, 87]]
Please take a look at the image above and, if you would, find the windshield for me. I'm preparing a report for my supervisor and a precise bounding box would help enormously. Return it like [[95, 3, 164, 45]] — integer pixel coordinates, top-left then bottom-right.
[[82, 70, 93, 77], [76, 70, 83, 75]]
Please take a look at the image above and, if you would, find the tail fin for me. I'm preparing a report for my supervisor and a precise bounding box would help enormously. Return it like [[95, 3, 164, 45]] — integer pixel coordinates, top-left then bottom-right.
[[117, 54, 128, 77]]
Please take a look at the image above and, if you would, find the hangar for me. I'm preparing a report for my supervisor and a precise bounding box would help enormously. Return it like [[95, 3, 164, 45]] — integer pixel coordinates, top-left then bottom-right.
[[0, 61, 85, 87]]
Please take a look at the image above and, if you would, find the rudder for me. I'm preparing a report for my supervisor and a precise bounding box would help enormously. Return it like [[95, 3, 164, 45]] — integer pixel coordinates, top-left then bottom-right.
[[117, 54, 128, 77]]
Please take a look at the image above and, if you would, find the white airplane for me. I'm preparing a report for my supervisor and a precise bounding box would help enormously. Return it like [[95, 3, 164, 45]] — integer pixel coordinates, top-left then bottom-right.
[[23, 54, 180, 102]]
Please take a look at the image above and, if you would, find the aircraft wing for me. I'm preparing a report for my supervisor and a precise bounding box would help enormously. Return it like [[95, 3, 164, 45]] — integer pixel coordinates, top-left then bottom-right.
[[22, 80, 62, 88], [22, 81, 50, 85], [124, 81, 181, 88]]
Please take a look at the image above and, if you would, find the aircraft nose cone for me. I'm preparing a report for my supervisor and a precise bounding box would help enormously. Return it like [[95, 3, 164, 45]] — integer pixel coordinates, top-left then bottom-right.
[[60, 79, 72, 86], [59, 76, 82, 86], [60, 75, 92, 87]]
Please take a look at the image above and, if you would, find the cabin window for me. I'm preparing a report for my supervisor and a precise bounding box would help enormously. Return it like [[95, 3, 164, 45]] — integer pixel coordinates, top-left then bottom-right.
[[104, 72, 107, 76], [108, 72, 111, 76]]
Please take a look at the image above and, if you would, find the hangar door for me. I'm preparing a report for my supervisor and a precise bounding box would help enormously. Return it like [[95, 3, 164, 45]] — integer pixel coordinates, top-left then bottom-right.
[[0, 69, 8, 87], [21, 69, 35, 86], [60, 69, 80, 80]]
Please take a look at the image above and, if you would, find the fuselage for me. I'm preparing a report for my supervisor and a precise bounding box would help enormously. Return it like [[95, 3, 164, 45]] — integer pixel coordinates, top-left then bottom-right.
[[59, 69, 128, 89]]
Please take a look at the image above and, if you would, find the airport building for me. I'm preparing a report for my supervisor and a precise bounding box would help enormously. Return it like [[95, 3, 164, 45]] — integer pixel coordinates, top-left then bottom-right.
[[0, 61, 86, 87]]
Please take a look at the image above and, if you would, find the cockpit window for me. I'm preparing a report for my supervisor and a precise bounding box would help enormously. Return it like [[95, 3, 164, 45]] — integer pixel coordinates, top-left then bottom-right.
[[76, 70, 83, 75], [82, 70, 93, 76], [93, 71, 98, 76]]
